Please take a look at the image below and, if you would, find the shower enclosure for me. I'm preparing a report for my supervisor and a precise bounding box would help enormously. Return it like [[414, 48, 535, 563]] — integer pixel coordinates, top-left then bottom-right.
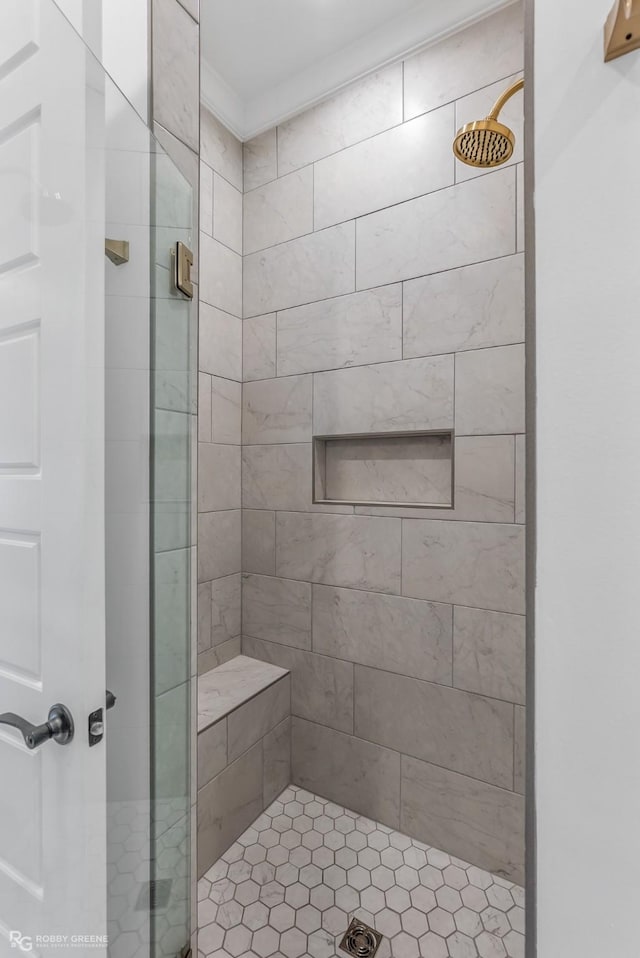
[[0, 2, 195, 956]]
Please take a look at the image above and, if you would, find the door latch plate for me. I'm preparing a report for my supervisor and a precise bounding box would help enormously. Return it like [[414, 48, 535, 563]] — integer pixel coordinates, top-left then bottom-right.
[[88, 707, 104, 747]]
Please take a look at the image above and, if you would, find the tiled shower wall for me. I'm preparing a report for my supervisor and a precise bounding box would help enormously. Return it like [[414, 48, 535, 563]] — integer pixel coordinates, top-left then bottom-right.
[[238, 3, 526, 884]]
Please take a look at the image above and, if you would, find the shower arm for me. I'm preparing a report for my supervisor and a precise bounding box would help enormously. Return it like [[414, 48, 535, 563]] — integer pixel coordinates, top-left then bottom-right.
[[488, 77, 524, 121]]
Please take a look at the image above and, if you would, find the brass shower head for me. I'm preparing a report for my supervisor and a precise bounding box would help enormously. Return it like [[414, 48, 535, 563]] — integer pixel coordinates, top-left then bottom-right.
[[453, 77, 524, 169]]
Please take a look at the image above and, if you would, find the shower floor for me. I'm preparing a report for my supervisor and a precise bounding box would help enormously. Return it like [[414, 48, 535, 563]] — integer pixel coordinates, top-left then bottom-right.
[[197, 786, 524, 958]]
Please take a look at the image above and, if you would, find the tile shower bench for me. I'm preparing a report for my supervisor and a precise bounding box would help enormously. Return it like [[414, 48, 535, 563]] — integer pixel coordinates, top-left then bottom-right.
[[197, 655, 291, 878]]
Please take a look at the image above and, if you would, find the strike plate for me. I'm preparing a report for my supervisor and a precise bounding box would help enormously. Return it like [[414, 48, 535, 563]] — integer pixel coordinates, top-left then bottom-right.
[[175, 241, 194, 299]]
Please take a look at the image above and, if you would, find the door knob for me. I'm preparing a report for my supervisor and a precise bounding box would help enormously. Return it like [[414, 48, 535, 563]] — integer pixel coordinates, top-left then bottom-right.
[[0, 704, 74, 749]]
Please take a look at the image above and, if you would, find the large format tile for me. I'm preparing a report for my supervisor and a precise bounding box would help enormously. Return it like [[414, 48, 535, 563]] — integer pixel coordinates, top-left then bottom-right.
[[277, 286, 402, 377], [210, 376, 241, 445], [515, 433, 526, 524], [198, 374, 212, 442], [314, 105, 455, 229], [401, 755, 525, 884], [198, 655, 289, 730], [244, 167, 313, 254], [356, 168, 516, 290], [198, 444, 241, 512], [313, 356, 453, 436], [199, 303, 242, 381], [243, 314, 276, 381], [355, 666, 513, 788], [403, 254, 524, 358], [200, 233, 242, 318], [403, 519, 525, 614], [277, 63, 403, 175], [198, 718, 227, 788], [198, 637, 241, 675], [243, 223, 355, 317], [453, 606, 526, 705], [213, 173, 243, 255], [201, 106, 243, 191], [514, 706, 525, 795], [210, 573, 241, 648], [292, 719, 401, 829], [242, 510, 275, 575], [403, 3, 524, 120], [276, 513, 401, 594], [243, 376, 312, 444], [198, 510, 241, 582], [263, 717, 291, 805], [243, 129, 277, 191], [243, 636, 354, 735], [242, 574, 312, 650], [242, 443, 351, 514], [152, 0, 199, 150], [228, 675, 291, 762], [312, 585, 452, 685], [455, 344, 525, 436], [197, 741, 264, 878]]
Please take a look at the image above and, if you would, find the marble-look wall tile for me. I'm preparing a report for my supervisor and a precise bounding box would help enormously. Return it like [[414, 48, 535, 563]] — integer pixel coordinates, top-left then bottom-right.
[[197, 741, 263, 877], [200, 232, 242, 318], [292, 718, 401, 829], [201, 106, 243, 191], [243, 314, 276, 381], [264, 717, 291, 805], [455, 74, 524, 183], [199, 304, 242, 382], [277, 286, 402, 377], [243, 375, 312, 444], [198, 510, 241, 582], [243, 222, 355, 317], [243, 636, 354, 735], [210, 573, 242, 648], [276, 513, 401, 594], [401, 755, 525, 885], [455, 344, 525, 436], [403, 254, 524, 358], [402, 520, 525, 614], [517, 163, 525, 252], [242, 443, 351, 514], [200, 161, 213, 236], [198, 444, 241, 512], [198, 581, 212, 653], [198, 636, 241, 674], [312, 586, 452, 685], [314, 106, 455, 230], [244, 129, 278, 192], [514, 706, 525, 795], [355, 666, 513, 788], [244, 167, 313, 255], [227, 675, 290, 762], [403, 3, 523, 120], [277, 64, 403, 175], [210, 377, 241, 445], [242, 574, 312, 650], [152, 0, 199, 150], [453, 606, 526, 705], [515, 434, 526, 524], [198, 718, 227, 788], [356, 167, 516, 290], [198, 374, 211, 442], [313, 356, 453, 436], [242, 510, 276, 575], [213, 173, 243, 255]]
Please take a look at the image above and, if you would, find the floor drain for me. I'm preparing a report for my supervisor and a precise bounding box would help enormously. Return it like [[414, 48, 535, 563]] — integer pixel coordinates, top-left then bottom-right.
[[339, 918, 384, 958], [135, 879, 172, 912]]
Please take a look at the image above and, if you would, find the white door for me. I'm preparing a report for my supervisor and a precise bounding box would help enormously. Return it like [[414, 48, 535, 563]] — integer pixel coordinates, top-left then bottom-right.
[[0, 1, 107, 954]]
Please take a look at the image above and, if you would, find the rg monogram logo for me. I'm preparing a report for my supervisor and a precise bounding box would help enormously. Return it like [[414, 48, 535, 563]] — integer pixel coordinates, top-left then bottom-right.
[[9, 933, 33, 952]]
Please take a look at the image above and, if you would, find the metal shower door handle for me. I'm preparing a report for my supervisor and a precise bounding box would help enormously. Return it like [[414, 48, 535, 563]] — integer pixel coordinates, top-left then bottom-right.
[[0, 703, 75, 749]]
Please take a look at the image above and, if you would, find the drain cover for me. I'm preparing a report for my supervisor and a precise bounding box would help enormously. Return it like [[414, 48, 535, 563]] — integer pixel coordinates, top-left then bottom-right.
[[339, 918, 384, 958], [135, 879, 172, 912]]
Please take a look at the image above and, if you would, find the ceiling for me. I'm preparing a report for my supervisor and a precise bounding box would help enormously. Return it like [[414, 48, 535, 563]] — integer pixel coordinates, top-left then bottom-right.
[[200, 0, 514, 141]]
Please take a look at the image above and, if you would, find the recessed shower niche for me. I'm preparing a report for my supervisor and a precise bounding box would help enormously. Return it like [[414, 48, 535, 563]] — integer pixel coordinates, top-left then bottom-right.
[[313, 431, 454, 508]]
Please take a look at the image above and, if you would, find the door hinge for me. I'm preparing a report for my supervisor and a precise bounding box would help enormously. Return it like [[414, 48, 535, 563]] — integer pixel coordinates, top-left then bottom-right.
[[175, 241, 194, 299]]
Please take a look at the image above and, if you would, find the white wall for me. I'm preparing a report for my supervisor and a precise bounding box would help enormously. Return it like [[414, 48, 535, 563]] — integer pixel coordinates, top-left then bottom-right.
[[534, 0, 640, 953]]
